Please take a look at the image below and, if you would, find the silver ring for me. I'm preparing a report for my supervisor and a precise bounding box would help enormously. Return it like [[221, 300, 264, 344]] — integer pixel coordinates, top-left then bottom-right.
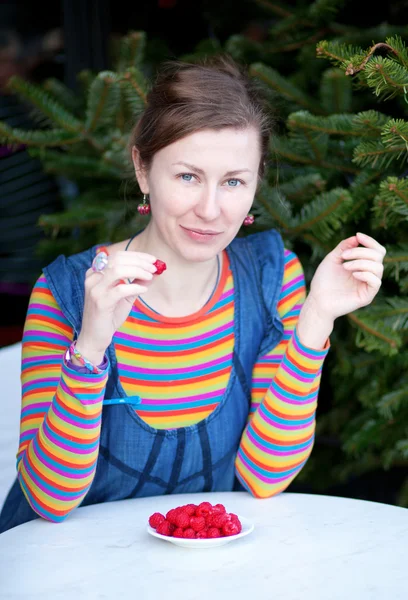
[[91, 251, 109, 273]]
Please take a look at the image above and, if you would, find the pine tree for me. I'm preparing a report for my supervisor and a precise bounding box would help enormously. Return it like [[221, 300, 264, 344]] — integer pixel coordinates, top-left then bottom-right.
[[1, 5, 408, 504], [0, 32, 151, 262], [180, 2, 408, 503]]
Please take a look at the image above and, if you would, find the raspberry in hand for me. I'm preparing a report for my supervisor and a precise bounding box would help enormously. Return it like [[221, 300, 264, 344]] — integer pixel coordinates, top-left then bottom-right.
[[153, 259, 167, 275]]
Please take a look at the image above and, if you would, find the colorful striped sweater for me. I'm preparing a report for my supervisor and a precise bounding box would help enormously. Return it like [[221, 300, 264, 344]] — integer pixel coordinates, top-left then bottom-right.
[[17, 248, 329, 521]]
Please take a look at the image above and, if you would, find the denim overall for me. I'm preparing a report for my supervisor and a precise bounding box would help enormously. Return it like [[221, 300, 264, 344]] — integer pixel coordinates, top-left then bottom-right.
[[0, 229, 284, 533]]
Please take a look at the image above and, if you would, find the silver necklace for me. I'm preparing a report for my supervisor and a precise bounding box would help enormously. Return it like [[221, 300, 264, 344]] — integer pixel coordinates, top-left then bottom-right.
[[138, 254, 221, 315]]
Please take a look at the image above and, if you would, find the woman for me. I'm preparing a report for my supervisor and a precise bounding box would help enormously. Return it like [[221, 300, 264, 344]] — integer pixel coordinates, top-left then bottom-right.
[[0, 56, 386, 533]]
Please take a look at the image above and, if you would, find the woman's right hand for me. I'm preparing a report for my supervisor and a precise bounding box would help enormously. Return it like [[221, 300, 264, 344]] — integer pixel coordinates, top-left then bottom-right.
[[75, 250, 158, 364]]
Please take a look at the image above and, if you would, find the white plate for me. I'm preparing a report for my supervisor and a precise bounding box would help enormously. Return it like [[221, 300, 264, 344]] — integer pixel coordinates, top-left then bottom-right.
[[147, 515, 254, 548]]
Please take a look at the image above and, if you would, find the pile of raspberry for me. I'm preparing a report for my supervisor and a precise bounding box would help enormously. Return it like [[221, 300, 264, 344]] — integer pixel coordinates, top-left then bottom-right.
[[148, 501, 242, 539]]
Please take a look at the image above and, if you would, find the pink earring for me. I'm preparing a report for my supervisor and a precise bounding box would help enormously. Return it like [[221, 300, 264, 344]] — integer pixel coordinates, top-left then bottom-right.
[[137, 194, 151, 216], [243, 214, 255, 226]]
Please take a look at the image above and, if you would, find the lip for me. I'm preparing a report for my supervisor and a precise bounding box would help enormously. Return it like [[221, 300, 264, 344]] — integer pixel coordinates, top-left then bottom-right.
[[181, 226, 221, 235]]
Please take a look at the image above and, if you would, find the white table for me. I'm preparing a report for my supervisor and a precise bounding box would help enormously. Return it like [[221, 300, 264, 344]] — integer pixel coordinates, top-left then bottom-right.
[[0, 492, 407, 600]]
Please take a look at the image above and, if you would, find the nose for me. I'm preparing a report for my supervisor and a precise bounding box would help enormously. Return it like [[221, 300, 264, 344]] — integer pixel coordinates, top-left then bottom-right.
[[194, 186, 221, 221]]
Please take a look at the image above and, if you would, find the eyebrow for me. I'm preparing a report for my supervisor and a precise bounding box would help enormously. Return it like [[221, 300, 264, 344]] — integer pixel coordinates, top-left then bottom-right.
[[172, 162, 252, 177]]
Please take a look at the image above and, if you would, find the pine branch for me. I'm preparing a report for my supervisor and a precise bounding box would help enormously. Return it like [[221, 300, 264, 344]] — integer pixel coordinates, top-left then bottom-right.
[[316, 40, 366, 66], [271, 135, 359, 173], [317, 37, 408, 103], [291, 187, 352, 239], [342, 35, 408, 77], [224, 35, 263, 63], [352, 110, 390, 137], [348, 312, 401, 354], [343, 44, 399, 76], [121, 67, 148, 116], [396, 439, 408, 460], [250, 63, 325, 114], [364, 57, 408, 100], [265, 30, 330, 54], [0, 122, 81, 146], [28, 149, 122, 179], [365, 297, 408, 332], [279, 173, 326, 203], [85, 72, 121, 132], [255, 184, 294, 230], [117, 31, 146, 72], [179, 39, 223, 63], [372, 177, 408, 227], [377, 385, 408, 420], [7, 76, 82, 132], [77, 69, 95, 99], [353, 140, 407, 170], [287, 110, 360, 136], [383, 243, 408, 283], [384, 35, 408, 69], [307, 0, 346, 22], [43, 78, 83, 115], [348, 172, 379, 222], [382, 119, 408, 153], [320, 67, 352, 113], [269, 14, 305, 36]]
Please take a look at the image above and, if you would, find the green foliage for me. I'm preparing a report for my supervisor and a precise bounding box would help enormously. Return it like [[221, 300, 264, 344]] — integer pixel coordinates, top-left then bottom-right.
[[1, 32, 151, 252]]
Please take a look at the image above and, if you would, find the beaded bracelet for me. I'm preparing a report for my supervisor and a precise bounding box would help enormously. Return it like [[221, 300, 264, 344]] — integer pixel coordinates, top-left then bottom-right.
[[67, 341, 103, 374]]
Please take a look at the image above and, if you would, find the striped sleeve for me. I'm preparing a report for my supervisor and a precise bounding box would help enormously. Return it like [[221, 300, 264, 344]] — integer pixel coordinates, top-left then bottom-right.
[[17, 275, 108, 522], [235, 249, 330, 498]]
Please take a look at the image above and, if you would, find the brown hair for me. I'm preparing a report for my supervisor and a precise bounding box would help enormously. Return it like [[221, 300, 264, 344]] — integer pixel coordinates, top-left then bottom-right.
[[129, 55, 272, 180]]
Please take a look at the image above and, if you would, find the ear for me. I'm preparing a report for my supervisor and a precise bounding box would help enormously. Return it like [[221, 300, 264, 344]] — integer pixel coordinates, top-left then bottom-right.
[[131, 146, 149, 194]]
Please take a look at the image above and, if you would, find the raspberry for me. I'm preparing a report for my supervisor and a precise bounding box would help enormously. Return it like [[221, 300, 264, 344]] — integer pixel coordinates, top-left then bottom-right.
[[156, 520, 173, 536], [173, 527, 184, 538], [195, 501, 213, 518], [195, 529, 208, 539], [166, 508, 179, 525], [148, 512, 165, 529], [182, 528, 196, 539], [212, 503, 226, 514], [175, 511, 191, 529], [209, 513, 228, 529], [183, 504, 198, 516], [227, 513, 242, 529], [153, 259, 167, 275], [222, 521, 241, 536], [189, 516, 206, 532], [207, 527, 221, 538]]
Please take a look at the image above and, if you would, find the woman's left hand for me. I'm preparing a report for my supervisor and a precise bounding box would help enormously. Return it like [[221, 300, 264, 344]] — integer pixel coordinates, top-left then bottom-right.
[[308, 232, 386, 322]]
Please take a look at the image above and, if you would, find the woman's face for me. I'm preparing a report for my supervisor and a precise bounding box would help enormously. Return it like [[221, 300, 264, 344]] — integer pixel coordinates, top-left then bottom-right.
[[133, 126, 261, 263]]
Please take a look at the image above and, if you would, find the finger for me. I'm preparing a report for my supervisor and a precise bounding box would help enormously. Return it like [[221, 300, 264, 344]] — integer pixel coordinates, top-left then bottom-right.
[[112, 251, 158, 266], [342, 259, 384, 277], [85, 267, 106, 289], [341, 248, 385, 263], [356, 232, 387, 257], [106, 257, 157, 274], [351, 271, 382, 290], [95, 282, 149, 310], [104, 266, 155, 288], [114, 282, 149, 299], [336, 235, 360, 256]]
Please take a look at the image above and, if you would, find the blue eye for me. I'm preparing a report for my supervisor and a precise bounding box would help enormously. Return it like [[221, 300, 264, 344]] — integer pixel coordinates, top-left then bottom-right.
[[227, 179, 241, 187], [181, 174, 194, 182]]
